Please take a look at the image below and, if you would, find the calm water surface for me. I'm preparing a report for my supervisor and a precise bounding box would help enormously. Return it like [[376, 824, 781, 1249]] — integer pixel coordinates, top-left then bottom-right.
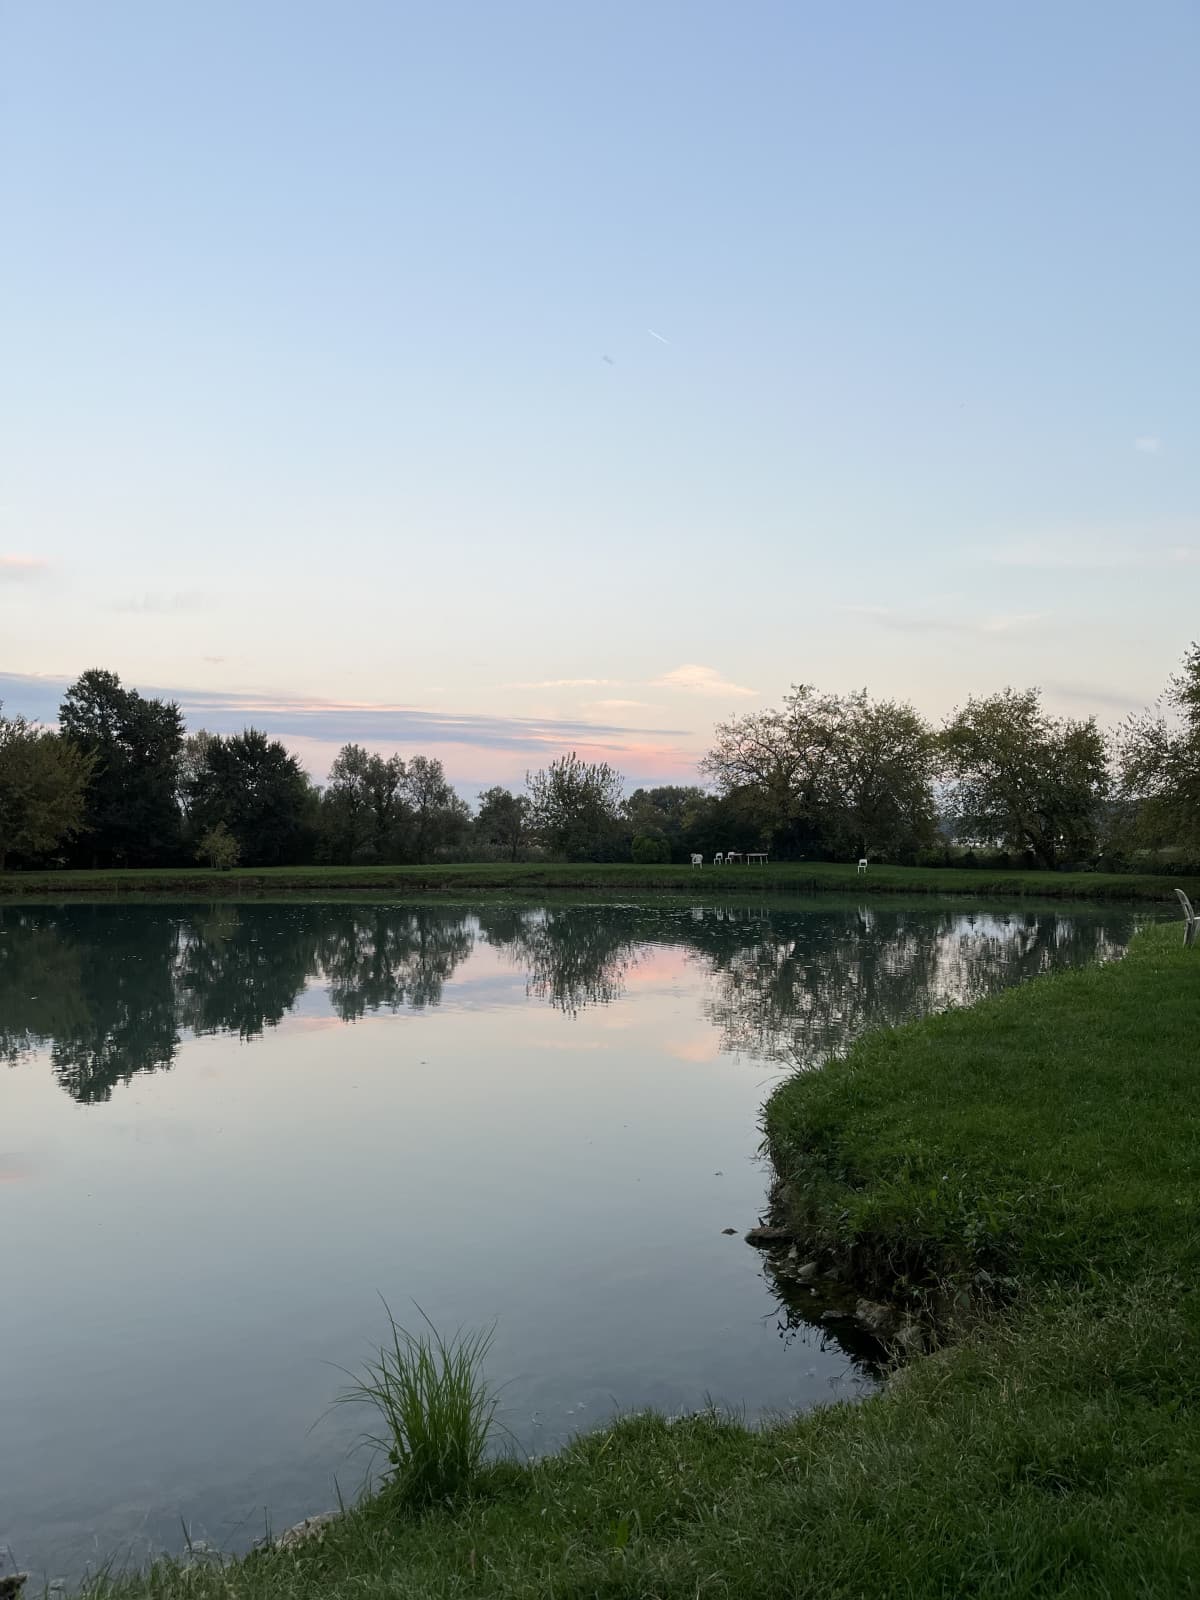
[[1, 896, 1137, 1582]]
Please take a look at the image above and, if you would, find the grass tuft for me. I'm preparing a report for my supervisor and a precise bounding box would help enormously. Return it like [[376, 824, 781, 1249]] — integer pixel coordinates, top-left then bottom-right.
[[334, 1303, 501, 1511]]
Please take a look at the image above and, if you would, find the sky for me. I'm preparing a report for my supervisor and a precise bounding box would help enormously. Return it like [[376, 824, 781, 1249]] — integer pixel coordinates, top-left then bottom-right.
[[2, 1, 1198, 793]]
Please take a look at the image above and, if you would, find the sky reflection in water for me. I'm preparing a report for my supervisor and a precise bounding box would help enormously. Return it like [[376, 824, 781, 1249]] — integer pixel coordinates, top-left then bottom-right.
[[0, 897, 1135, 1583]]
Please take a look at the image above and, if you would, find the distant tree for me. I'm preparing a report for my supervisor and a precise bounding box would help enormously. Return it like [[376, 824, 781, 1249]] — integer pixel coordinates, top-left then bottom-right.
[[0, 707, 94, 869], [941, 689, 1108, 869], [1117, 642, 1200, 861], [630, 832, 670, 864], [702, 687, 936, 859], [823, 692, 938, 859], [188, 729, 317, 866], [400, 755, 469, 862], [321, 744, 407, 863], [527, 752, 625, 860], [59, 669, 185, 865], [623, 786, 710, 861], [475, 786, 531, 861], [196, 821, 241, 871], [179, 731, 215, 823]]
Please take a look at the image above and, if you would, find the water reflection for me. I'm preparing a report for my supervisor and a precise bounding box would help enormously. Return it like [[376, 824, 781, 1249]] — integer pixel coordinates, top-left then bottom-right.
[[0, 899, 1132, 1103]]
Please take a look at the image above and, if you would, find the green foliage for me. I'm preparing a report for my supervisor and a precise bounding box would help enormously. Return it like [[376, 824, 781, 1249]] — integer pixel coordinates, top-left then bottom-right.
[[336, 1305, 500, 1511], [475, 786, 530, 861], [941, 688, 1108, 869], [623, 786, 710, 860], [1118, 641, 1200, 862], [526, 751, 625, 860], [320, 744, 407, 863], [196, 822, 240, 871], [630, 831, 670, 863], [402, 755, 470, 862], [0, 707, 93, 868], [702, 687, 938, 860], [59, 669, 185, 866], [187, 729, 317, 867]]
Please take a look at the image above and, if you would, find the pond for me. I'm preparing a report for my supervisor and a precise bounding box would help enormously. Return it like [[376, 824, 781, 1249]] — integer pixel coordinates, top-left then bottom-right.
[[1, 895, 1140, 1583]]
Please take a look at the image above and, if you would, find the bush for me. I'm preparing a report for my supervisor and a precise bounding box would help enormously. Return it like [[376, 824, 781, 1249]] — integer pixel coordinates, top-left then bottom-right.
[[337, 1305, 500, 1510], [631, 833, 670, 864], [196, 822, 240, 871]]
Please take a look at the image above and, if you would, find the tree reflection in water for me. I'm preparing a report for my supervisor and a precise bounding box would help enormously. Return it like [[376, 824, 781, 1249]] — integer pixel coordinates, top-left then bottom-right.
[[0, 899, 1134, 1104]]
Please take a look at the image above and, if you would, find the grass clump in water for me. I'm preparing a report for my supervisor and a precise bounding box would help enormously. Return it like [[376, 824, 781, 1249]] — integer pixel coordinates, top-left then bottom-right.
[[336, 1304, 500, 1511]]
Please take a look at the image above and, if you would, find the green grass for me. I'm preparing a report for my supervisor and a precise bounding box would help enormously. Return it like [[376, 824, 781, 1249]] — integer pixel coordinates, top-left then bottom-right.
[[2, 858, 1195, 902], [83, 926, 1200, 1598], [333, 1306, 501, 1511]]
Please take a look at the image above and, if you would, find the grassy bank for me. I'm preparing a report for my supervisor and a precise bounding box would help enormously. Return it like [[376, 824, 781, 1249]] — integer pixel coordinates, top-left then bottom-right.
[[89, 925, 1199, 1599], [3, 858, 1195, 902]]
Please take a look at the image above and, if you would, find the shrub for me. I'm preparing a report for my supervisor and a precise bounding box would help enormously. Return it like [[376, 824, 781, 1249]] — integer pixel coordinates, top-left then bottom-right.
[[196, 822, 240, 871], [197, 819, 241, 870], [631, 833, 670, 864], [337, 1304, 500, 1511]]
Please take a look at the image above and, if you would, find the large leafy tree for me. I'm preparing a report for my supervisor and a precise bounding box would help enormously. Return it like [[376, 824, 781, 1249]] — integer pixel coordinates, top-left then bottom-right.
[[702, 686, 937, 859], [622, 785, 710, 861], [320, 744, 407, 863], [1118, 642, 1200, 860], [188, 729, 317, 866], [0, 707, 94, 869], [400, 755, 469, 862], [59, 669, 185, 865], [941, 689, 1108, 869], [527, 752, 625, 860], [824, 692, 938, 859], [475, 786, 531, 861]]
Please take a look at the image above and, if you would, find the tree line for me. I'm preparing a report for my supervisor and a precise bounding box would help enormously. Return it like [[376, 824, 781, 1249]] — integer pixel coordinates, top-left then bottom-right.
[[0, 647, 1196, 872]]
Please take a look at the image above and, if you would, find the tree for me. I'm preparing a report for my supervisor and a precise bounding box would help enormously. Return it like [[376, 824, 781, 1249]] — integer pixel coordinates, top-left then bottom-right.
[[941, 689, 1108, 869], [475, 786, 531, 861], [822, 692, 938, 859], [400, 755, 469, 862], [321, 744, 407, 863], [196, 821, 241, 870], [59, 669, 185, 865], [187, 729, 317, 866], [527, 752, 625, 860], [702, 686, 937, 859], [623, 786, 710, 861], [0, 708, 93, 869], [1118, 642, 1200, 861], [631, 833, 670, 863]]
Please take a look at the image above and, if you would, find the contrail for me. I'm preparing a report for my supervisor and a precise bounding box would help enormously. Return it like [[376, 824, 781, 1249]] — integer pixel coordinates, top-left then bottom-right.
[[647, 328, 669, 343]]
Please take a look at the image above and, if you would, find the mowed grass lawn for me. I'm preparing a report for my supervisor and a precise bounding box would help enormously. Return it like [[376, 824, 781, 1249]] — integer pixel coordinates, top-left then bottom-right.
[[94, 925, 1200, 1599], [2, 858, 1196, 901]]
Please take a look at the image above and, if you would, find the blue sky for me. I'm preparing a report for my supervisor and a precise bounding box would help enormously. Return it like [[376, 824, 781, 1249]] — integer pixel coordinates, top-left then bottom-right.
[[2, 1, 1197, 789]]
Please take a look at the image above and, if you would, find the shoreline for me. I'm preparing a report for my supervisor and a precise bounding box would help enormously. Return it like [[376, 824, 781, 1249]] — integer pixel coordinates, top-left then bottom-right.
[[80, 923, 1199, 1598], [1, 859, 1194, 903]]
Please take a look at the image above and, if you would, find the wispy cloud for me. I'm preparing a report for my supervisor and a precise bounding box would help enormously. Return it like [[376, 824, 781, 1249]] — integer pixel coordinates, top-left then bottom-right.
[[1134, 435, 1163, 454], [0, 554, 48, 581], [840, 605, 1048, 637], [651, 663, 758, 697], [0, 671, 690, 756], [507, 663, 758, 699], [586, 698, 655, 710]]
